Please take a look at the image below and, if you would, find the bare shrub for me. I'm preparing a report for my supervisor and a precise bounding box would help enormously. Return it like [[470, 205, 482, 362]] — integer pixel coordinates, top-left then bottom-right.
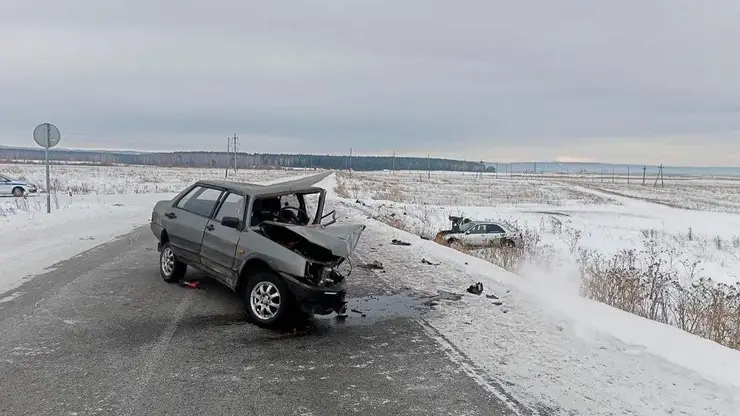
[[564, 228, 582, 254], [713, 235, 723, 251], [579, 238, 740, 350], [477, 246, 528, 272], [641, 228, 660, 239], [334, 174, 350, 198]]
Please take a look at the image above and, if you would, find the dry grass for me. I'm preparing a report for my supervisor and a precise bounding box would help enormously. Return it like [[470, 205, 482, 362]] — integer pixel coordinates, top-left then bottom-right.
[[578, 242, 740, 349], [336, 172, 617, 206]]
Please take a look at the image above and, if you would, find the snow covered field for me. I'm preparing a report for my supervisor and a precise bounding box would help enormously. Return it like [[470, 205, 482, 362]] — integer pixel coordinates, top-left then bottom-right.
[[3, 163, 740, 415]]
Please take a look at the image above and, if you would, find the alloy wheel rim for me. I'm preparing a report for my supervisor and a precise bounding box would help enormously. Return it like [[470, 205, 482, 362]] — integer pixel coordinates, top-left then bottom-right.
[[250, 281, 281, 321], [161, 247, 174, 276]]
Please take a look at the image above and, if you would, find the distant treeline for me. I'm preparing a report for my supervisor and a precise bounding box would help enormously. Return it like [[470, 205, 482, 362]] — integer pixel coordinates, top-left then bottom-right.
[[0, 147, 491, 172]]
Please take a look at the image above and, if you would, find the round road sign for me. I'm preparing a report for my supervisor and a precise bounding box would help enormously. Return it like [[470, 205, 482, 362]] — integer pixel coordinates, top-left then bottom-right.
[[33, 123, 62, 148]]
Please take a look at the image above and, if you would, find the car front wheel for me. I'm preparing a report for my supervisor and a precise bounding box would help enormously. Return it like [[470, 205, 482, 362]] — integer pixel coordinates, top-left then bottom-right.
[[245, 271, 293, 328], [160, 242, 187, 282], [12, 187, 24, 197]]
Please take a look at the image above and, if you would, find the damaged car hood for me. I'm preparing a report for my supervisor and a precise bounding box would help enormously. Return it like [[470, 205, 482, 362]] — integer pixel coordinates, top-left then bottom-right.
[[261, 221, 366, 258]]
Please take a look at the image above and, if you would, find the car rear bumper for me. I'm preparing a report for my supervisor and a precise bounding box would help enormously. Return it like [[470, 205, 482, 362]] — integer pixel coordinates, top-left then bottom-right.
[[280, 272, 347, 315]]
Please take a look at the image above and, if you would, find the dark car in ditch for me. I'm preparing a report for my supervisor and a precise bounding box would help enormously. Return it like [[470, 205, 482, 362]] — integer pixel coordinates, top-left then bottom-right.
[[149, 172, 366, 328]]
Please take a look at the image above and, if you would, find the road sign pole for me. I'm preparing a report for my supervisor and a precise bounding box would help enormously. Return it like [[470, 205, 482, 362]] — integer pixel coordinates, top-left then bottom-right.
[[45, 144, 51, 213], [33, 122, 61, 213]]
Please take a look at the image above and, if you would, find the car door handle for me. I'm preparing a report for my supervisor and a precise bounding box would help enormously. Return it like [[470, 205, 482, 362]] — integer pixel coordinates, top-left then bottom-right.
[[165, 212, 177, 219], [205, 224, 215, 231]]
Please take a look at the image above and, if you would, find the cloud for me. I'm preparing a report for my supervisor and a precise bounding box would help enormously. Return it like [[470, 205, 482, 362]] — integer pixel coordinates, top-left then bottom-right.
[[1, 0, 740, 165]]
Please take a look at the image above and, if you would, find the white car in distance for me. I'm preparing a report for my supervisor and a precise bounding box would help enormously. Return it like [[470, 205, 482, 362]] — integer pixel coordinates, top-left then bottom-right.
[[0, 174, 38, 197]]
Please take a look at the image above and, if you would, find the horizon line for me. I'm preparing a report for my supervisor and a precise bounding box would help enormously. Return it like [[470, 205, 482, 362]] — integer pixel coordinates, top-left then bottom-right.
[[0, 144, 736, 171]]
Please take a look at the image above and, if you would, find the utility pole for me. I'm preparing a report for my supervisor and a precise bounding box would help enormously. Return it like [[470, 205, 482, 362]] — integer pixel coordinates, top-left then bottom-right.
[[392, 150, 396, 174], [642, 165, 647, 186], [654, 164, 664, 188], [226, 136, 231, 178], [232, 133, 239, 173], [627, 166, 630, 184], [349, 147, 353, 177]]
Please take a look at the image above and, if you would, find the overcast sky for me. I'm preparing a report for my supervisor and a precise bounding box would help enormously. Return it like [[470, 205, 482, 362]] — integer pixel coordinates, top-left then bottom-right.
[[2, 1, 740, 166]]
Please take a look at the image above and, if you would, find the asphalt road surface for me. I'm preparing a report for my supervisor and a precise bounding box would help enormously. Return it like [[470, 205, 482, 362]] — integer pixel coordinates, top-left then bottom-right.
[[0, 226, 531, 416]]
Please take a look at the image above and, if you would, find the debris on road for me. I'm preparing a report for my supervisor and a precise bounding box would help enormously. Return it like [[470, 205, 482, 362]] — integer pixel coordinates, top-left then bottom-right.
[[350, 308, 367, 317], [492, 301, 503, 306], [486, 294, 499, 300], [179, 280, 199, 289], [466, 282, 484, 295], [421, 258, 440, 266], [391, 239, 411, 246], [358, 260, 384, 270]]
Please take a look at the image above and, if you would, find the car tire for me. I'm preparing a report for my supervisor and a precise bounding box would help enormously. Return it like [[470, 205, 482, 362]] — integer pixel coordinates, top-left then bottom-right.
[[12, 187, 24, 197], [160, 242, 187, 283], [244, 270, 294, 329], [503, 239, 516, 248]]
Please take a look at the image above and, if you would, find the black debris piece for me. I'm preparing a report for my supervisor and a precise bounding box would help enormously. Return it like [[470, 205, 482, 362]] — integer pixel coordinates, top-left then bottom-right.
[[486, 294, 499, 300], [391, 239, 411, 246], [466, 282, 484, 295], [421, 258, 440, 266], [420, 236, 431, 240], [390, 213, 397, 217], [350, 308, 367, 317], [492, 301, 503, 306]]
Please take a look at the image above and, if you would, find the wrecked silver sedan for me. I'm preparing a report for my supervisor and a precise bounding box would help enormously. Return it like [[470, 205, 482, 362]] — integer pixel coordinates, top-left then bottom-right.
[[149, 172, 366, 328]]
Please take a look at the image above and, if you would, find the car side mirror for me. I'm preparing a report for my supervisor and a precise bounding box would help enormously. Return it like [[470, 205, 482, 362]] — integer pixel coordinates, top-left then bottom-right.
[[221, 216, 241, 229]]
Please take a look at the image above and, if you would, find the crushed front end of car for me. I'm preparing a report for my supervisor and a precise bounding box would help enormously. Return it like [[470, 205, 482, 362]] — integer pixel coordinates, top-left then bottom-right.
[[257, 221, 366, 315]]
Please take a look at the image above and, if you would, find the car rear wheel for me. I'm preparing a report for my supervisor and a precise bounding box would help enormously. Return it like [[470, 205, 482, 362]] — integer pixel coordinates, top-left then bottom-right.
[[245, 271, 294, 328], [160, 243, 187, 283], [12, 187, 24, 197]]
